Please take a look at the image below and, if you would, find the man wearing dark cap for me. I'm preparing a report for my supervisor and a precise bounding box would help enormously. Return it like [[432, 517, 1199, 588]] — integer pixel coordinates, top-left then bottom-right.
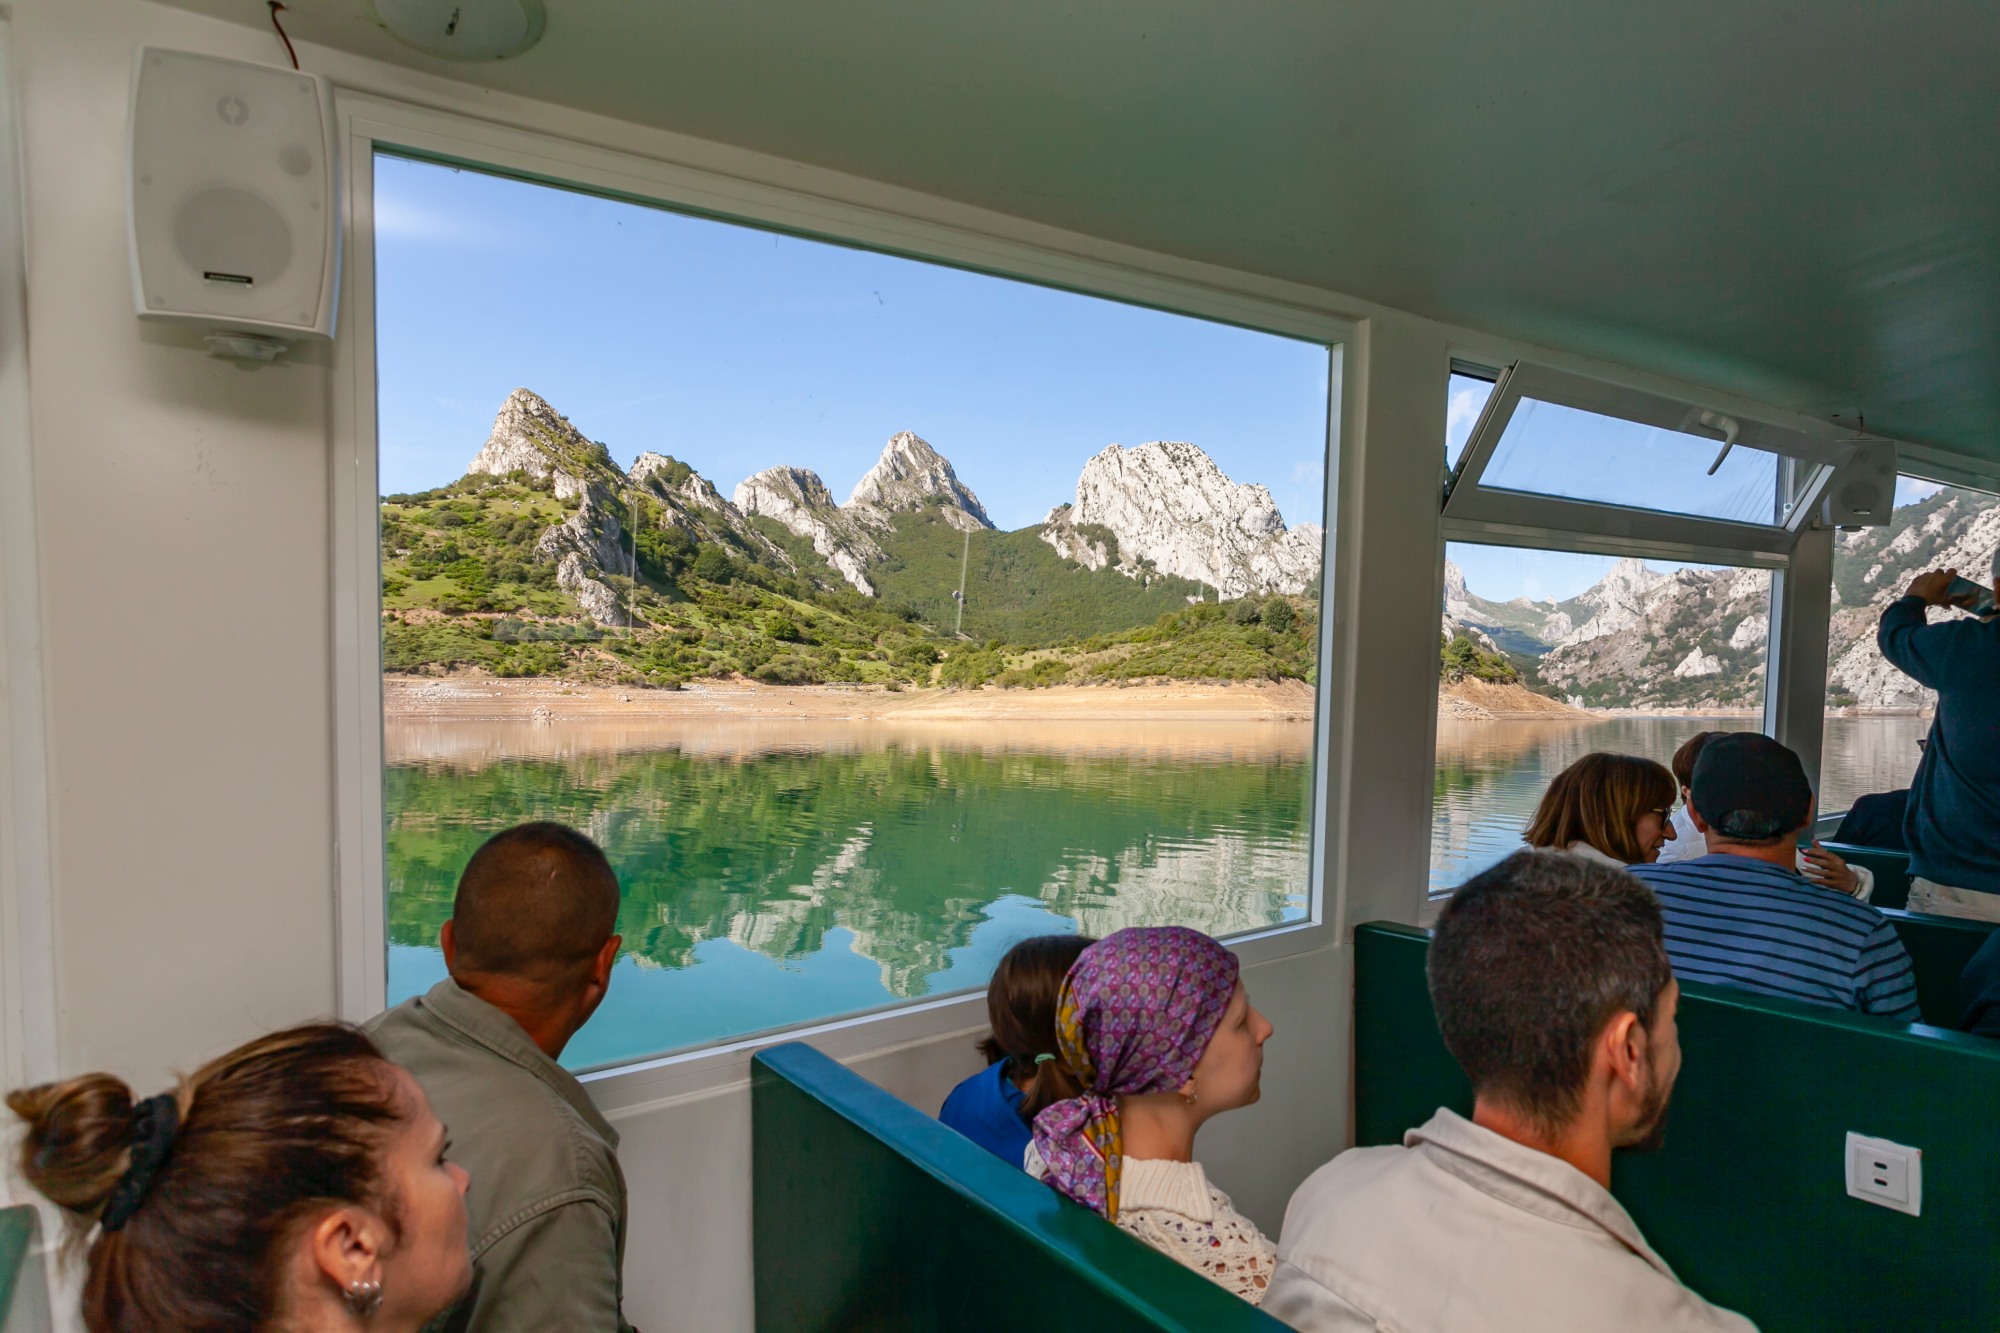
[[1627, 734, 1919, 1021], [369, 822, 635, 1333]]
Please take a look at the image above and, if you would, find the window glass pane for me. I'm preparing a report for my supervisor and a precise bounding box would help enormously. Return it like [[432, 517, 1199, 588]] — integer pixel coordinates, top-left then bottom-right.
[[1432, 541, 1770, 892], [1445, 372, 1495, 473], [375, 153, 1332, 1067], [1479, 397, 1791, 525], [1822, 477, 2000, 812]]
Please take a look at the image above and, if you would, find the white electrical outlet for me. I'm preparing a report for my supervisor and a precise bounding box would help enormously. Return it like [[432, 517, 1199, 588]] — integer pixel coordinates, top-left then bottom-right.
[[1845, 1132, 1922, 1216]]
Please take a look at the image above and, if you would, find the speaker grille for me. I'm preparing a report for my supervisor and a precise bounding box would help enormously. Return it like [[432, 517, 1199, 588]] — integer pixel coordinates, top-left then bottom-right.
[[173, 187, 293, 288], [1840, 479, 1885, 516]]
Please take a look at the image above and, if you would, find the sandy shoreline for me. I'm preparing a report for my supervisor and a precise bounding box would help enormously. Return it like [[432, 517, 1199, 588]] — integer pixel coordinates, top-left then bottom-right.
[[384, 673, 1318, 724], [384, 674, 1319, 765]]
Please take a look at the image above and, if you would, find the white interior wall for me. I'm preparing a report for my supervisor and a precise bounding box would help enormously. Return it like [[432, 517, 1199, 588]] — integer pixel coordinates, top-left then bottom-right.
[[4, 0, 1456, 1327], [12, 0, 342, 1082]]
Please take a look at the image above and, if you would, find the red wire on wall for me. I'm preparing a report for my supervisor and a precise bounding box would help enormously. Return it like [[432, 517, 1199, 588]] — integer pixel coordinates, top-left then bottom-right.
[[268, 2, 300, 70]]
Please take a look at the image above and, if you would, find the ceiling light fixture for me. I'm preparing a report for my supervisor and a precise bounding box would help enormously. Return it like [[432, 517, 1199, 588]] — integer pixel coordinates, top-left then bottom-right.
[[371, 0, 546, 61]]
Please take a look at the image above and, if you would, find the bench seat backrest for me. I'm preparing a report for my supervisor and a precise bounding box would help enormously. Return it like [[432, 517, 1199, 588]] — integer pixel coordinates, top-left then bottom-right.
[[1882, 906, 1997, 1028], [0, 1206, 48, 1333], [751, 1043, 1288, 1332]]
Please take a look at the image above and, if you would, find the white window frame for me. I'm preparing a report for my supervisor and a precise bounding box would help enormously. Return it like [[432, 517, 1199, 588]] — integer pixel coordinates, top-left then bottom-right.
[[1897, 448, 2000, 500], [329, 92, 1356, 1095], [1428, 353, 1858, 901], [1446, 361, 1846, 557]]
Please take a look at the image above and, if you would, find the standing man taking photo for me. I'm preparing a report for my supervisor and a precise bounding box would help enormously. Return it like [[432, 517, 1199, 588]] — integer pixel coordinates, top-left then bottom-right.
[[1880, 562, 2000, 920]]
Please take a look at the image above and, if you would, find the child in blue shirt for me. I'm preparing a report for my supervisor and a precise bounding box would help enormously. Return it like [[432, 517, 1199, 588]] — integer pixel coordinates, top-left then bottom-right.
[[938, 933, 1093, 1167]]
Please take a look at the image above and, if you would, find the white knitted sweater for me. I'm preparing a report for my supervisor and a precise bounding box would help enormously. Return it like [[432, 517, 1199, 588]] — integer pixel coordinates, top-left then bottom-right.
[[1027, 1148, 1277, 1305]]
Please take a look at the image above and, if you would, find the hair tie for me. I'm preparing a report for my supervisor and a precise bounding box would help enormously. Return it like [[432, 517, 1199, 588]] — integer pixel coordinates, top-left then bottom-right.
[[100, 1094, 179, 1233], [1033, 1053, 1057, 1065]]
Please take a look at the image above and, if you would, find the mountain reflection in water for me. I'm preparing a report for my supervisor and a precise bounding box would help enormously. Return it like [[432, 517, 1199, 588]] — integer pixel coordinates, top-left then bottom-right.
[[388, 713, 1926, 1069], [386, 722, 1314, 1069]]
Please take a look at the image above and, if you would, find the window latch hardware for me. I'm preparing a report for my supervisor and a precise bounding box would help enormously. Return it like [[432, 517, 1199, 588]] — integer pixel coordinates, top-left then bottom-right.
[[1694, 410, 1741, 475]]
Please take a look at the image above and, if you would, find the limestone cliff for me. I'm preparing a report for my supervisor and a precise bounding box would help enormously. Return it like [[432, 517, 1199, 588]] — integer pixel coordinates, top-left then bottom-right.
[[465, 389, 791, 626], [733, 465, 884, 596], [845, 431, 994, 533], [1047, 441, 1322, 597], [1826, 486, 2000, 709]]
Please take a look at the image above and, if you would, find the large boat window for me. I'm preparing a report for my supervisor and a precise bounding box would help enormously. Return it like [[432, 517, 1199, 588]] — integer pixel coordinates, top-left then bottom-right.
[[372, 152, 1333, 1067], [1432, 540, 1772, 892], [1822, 476, 2000, 811]]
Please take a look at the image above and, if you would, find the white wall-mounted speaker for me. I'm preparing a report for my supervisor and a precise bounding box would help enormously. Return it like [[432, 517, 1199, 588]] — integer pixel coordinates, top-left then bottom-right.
[[1822, 438, 1899, 528], [128, 48, 338, 343]]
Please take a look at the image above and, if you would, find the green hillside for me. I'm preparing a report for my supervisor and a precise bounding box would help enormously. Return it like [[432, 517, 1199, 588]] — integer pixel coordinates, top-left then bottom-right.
[[867, 507, 1208, 643], [379, 471, 1315, 689]]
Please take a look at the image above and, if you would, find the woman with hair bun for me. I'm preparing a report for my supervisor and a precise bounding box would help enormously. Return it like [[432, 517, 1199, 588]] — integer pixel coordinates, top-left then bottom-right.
[[939, 933, 1095, 1167], [1028, 926, 1278, 1305], [8, 1022, 471, 1333]]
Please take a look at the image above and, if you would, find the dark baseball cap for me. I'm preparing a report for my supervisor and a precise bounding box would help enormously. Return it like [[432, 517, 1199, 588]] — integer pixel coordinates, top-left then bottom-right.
[[1690, 732, 1812, 841]]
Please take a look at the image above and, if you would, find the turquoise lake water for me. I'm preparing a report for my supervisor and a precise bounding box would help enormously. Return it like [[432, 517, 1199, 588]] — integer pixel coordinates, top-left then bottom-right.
[[387, 713, 1924, 1070], [386, 724, 1314, 1069]]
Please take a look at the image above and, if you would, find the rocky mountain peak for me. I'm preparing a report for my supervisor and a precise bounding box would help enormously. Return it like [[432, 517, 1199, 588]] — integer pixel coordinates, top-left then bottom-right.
[[738, 464, 837, 513], [736, 465, 884, 596], [467, 388, 616, 501], [1442, 560, 1470, 613], [845, 431, 993, 532], [1052, 441, 1321, 598], [1586, 558, 1665, 603]]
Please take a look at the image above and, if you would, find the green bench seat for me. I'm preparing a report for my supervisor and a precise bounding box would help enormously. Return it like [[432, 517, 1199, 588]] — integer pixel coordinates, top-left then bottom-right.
[[751, 1043, 1288, 1332], [1883, 906, 1998, 1028], [1356, 921, 2000, 1333], [0, 1206, 47, 1333]]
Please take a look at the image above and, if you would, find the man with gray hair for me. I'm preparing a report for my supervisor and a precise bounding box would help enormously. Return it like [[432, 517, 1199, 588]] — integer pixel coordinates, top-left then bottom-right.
[[1880, 564, 2000, 919], [1264, 851, 1756, 1332]]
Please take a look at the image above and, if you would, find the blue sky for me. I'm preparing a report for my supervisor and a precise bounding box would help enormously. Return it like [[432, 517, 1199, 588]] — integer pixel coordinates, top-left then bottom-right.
[[373, 154, 1332, 531]]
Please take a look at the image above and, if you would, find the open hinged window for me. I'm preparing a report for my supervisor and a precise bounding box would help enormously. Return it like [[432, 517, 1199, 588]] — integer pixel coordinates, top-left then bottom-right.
[[1446, 363, 1845, 556]]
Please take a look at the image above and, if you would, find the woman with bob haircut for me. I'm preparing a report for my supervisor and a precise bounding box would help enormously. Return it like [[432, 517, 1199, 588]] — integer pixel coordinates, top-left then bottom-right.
[[8, 1022, 472, 1333], [939, 933, 1095, 1167], [1525, 751, 1679, 867], [1027, 925, 1278, 1305]]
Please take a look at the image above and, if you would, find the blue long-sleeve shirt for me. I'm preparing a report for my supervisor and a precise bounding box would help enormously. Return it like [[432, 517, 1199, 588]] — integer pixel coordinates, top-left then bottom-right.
[[1878, 595, 2000, 892]]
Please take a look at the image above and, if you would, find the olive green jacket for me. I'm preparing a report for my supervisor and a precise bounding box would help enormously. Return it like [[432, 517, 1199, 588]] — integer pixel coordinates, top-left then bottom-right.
[[369, 980, 633, 1333]]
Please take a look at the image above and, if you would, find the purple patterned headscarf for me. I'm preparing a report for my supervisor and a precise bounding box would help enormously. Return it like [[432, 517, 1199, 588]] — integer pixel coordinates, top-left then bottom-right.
[[1029, 926, 1240, 1221]]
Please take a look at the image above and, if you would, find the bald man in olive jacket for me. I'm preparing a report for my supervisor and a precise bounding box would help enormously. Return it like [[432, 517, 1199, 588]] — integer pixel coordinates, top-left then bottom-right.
[[370, 822, 634, 1333]]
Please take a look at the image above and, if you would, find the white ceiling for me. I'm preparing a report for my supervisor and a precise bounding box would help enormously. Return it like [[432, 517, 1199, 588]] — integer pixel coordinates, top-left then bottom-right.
[[166, 0, 2000, 461]]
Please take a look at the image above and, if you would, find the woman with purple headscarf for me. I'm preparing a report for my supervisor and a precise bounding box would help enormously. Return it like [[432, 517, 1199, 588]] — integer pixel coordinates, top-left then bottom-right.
[[1026, 925, 1279, 1305]]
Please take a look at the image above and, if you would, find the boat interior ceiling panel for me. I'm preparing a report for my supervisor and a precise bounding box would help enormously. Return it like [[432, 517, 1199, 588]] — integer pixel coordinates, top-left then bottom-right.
[[161, 0, 2000, 464]]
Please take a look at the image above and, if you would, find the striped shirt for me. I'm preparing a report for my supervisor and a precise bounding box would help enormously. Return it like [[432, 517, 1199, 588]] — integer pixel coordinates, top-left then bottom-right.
[[1626, 854, 1921, 1022]]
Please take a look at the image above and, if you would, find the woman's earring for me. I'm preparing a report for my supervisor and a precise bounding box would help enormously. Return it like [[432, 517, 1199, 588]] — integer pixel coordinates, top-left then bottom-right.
[[1181, 1086, 1199, 1107], [343, 1278, 384, 1319]]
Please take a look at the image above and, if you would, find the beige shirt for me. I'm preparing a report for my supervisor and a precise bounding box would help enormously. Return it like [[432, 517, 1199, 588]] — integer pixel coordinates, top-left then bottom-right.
[[369, 980, 632, 1333], [1263, 1109, 1758, 1333]]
